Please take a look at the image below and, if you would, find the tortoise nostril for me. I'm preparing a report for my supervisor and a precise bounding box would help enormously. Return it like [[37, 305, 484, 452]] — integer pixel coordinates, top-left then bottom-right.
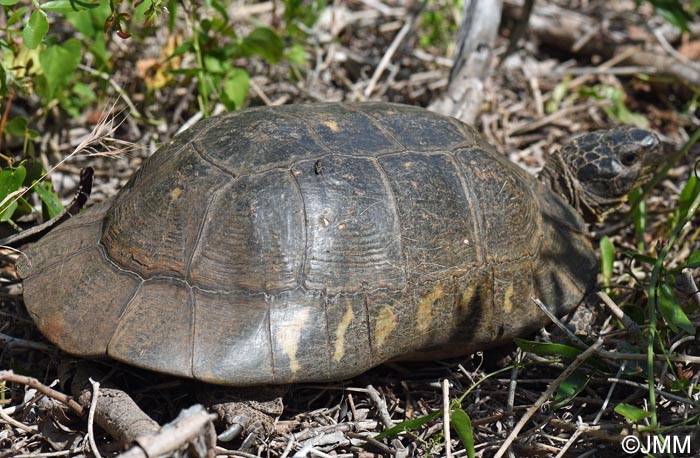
[[641, 134, 658, 148]]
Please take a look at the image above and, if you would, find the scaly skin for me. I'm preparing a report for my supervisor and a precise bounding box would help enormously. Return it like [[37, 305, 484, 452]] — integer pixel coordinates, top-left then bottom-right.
[[539, 126, 664, 223]]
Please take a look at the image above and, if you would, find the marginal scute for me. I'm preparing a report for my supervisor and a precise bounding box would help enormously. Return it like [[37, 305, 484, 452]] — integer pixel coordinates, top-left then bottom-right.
[[373, 305, 397, 349], [416, 285, 444, 335], [16, 200, 110, 279], [24, 246, 140, 356], [489, 260, 539, 341], [398, 273, 487, 360], [365, 286, 459, 363], [327, 293, 372, 379], [269, 289, 330, 383], [332, 300, 354, 362], [192, 290, 272, 385], [108, 279, 194, 379]]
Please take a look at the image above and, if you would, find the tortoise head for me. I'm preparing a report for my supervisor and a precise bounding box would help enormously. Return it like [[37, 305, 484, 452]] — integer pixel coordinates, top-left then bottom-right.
[[541, 126, 665, 222]]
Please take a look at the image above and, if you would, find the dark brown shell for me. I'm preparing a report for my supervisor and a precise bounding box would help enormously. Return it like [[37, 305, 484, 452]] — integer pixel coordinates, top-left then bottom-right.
[[17, 103, 596, 385]]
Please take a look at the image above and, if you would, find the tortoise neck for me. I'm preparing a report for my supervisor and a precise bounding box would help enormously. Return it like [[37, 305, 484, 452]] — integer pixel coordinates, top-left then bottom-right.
[[538, 154, 601, 223]]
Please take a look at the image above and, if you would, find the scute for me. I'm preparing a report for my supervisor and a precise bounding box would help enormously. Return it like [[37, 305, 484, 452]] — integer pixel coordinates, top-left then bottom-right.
[[454, 147, 543, 261], [192, 290, 272, 384], [108, 279, 195, 378], [377, 152, 482, 279], [188, 169, 304, 294], [195, 108, 328, 177], [103, 144, 230, 278], [17, 103, 597, 385], [358, 103, 474, 151], [293, 155, 405, 293]]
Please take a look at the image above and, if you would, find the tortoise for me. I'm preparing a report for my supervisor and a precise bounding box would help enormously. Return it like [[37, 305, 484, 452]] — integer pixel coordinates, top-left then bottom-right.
[[17, 103, 663, 388]]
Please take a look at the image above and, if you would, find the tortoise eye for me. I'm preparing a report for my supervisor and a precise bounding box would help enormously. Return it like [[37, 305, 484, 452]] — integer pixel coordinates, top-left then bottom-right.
[[621, 152, 636, 166]]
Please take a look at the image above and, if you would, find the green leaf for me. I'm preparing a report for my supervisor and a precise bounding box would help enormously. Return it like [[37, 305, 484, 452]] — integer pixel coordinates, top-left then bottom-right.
[[4, 116, 28, 137], [629, 187, 646, 250], [554, 370, 590, 409], [240, 27, 284, 63], [622, 250, 657, 265], [34, 180, 64, 219], [39, 38, 81, 100], [516, 338, 609, 371], [0, 0, 21, 5], [41, 0, 99, 13], [169, 40, 194, 59], [546, 77, 570, 114], [615, 403, 652, 422], [587, 85, 649, 127], [204, 55, 227, 74], [209, 0, 229, 22], [23, 9, 49, 49], [22, 160, 45, 186], [167, 0, 178, 31], [8, 5, 28, 26], [647, 0, 693, 32], [222, 69, 249, 110], [286, 43, 307, 66], [678, 176, 700, 220], [658, 283, 695, 334], [374, 409, 441, 439], [450, 408, 475, 458], [687, 250, 700, 268], [64, 2, 110, 69], [0, 166, 27, 222], [515, 339, 582, 359], [72, 81, 97, 100], [600, 236, 615, 290]]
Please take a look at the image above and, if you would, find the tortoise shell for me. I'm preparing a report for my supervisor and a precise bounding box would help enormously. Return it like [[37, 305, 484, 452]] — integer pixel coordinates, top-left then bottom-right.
[[17, 103, 596, 385]]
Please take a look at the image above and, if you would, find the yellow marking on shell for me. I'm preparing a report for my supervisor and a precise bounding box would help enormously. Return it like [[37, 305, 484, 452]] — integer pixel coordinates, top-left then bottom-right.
[[277, 308, 310, 374], [169, 187, 183, 201], [417, 286, 444, 334], [323, 120, 339, 132], [503, 283, 515, 314], [459, 283, 478, 315], [333, 301, 354, 362], [374, 307, 396, 348]]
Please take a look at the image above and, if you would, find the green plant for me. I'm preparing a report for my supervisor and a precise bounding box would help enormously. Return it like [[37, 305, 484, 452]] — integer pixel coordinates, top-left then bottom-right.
[[579, 85, 649, 127], [616, 133, 700, 431], [0, 0, 320, 226], [419, 0, 463, 49], [374, 365, 512, 456], [638, 0, 700, 32]]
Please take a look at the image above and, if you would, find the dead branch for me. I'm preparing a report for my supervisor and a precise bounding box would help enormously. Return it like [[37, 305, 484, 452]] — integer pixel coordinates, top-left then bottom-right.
[[429, 0, 503, 124], [503, 0, 700, 88], [117, 405, 216, 458], [71, 366, 160, 447], [0, 370, 84, 416]]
